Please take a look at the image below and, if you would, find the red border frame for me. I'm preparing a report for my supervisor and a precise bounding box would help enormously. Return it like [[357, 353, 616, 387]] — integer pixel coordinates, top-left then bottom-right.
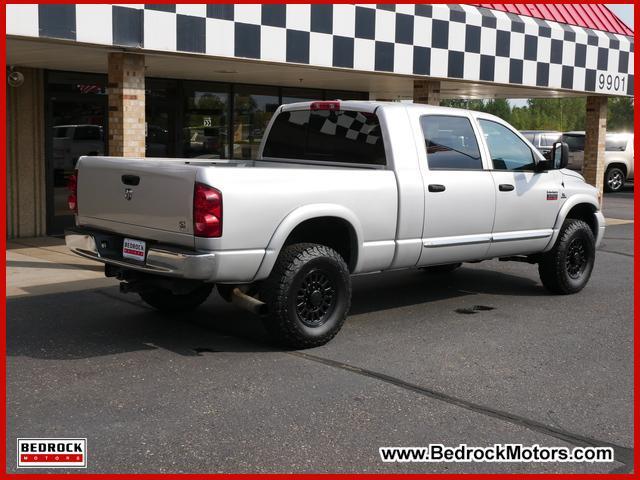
[[2, 1, 638, 478]]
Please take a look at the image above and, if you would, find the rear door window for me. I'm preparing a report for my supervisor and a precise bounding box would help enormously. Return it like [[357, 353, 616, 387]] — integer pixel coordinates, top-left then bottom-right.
[[263, 109, 386, 166], [420, 115, 482, 170]]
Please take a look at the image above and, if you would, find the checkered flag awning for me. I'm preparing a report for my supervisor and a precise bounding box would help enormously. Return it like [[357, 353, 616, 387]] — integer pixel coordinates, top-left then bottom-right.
[[7, 3, 634, 96]]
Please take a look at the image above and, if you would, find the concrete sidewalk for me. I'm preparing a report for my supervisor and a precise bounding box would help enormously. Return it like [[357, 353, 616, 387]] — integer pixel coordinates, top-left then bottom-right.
[[7, 237, 116, 298]]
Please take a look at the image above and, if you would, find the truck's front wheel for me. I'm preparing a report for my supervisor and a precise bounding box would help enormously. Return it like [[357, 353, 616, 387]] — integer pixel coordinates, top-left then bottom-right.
[[139, 284, 213, 312], [538, 219, 595, 294], [262, 243, 351, 348]]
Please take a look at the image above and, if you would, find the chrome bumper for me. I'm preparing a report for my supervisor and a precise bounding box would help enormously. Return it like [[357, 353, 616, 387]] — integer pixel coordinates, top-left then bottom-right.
[[65, 229, 216, 280]]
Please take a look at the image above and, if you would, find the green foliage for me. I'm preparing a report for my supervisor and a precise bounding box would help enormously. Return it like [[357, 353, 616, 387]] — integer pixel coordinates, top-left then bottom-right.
[[440, 97, 633, 133], [608, 97, 634, 132]]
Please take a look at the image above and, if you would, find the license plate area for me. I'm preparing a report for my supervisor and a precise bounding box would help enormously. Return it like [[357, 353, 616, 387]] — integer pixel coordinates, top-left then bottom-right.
[[122, 237, 146, 262]]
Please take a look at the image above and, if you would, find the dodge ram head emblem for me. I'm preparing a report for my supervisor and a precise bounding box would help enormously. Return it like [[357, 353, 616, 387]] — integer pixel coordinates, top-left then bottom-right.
[[124, 188, 133, 201]]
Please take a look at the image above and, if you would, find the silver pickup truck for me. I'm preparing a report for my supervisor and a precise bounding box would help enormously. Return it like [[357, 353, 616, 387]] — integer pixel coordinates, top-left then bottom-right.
[[66, 101, 605, 348]]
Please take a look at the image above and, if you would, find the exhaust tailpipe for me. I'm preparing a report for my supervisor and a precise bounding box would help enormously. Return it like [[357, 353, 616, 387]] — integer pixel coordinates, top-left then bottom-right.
[[231, 288, 267, 315]]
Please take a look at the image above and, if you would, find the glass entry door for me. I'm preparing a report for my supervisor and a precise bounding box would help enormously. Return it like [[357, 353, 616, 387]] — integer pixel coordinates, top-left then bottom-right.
[[182, 83, 229, 159], [46, 94, 107, 235]]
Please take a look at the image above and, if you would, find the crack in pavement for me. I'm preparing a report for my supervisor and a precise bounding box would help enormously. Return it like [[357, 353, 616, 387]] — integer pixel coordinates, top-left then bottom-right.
[[289, 351, 633, 473], [598, 249, 634, 258]]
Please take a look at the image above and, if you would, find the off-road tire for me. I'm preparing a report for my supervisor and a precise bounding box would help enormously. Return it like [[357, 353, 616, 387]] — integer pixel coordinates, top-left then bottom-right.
[[139, 284, 213, 312], [421, 263, 462, 274], [262, 243, 351, 349], [538, 219, 595, 295], [604, 166, 625, 193]]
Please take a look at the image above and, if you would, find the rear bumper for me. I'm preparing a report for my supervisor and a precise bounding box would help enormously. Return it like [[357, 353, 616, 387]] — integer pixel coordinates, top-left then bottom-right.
[[66, 228, 216, 280], [65, 228, 265, 282]]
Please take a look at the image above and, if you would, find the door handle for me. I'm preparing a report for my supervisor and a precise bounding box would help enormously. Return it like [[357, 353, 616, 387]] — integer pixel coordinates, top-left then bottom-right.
[[428, 184, 446, 193], [498, 184, 514, 192], [122, 174, 140, 186]]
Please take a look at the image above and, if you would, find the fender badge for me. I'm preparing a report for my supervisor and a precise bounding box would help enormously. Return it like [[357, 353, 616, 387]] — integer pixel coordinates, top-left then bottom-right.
[[546, 191, 559, 200]]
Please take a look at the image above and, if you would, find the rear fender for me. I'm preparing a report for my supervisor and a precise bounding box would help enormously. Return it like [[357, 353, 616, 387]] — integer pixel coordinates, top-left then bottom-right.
[[252, 204, 363, 281]]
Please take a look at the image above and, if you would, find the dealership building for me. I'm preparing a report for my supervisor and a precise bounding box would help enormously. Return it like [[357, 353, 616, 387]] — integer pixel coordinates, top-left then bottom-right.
[[6, 4, 634, 237]]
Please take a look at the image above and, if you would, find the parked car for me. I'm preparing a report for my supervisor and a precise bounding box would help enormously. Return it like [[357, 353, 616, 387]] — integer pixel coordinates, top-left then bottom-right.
[[52, 124, 104, 186], [520, 130, 561, 157], [560, 131, 634, 193], [66, 101, 605, 348]]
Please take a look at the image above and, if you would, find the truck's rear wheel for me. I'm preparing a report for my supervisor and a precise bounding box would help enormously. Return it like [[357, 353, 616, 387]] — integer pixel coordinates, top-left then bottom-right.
[[262, 243, 351, 348], [139, 284, 213, 312], [538, 219, 595, 295]]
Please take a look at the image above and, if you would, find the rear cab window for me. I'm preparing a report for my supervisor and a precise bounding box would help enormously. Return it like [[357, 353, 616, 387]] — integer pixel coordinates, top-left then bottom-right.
[[420, 115, 483, 170], [262, 108, 386, 167]]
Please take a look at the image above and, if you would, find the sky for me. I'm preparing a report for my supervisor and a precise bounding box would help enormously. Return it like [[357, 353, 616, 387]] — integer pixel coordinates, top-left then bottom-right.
[[607, 4, 634, 29]]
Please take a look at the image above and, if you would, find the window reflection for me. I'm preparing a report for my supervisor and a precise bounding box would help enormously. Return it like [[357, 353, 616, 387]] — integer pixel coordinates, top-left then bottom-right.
[[183, 84, 229, 158], [233, 86, 279, 159]]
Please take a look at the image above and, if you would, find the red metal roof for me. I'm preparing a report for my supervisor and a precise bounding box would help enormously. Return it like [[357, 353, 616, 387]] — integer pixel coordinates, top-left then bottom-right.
[[473, 4, 633, 36]]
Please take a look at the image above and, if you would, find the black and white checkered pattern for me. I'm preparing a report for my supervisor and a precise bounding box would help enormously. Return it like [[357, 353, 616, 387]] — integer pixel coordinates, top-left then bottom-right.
[[7, 3, 634, 96], [320, 111, 380, 145]]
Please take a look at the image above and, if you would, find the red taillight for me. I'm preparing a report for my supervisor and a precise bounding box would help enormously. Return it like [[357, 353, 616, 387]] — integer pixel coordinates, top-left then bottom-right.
[[67, 170, 78, 213], [193, 182, 222, 238], [310, 101, 340, 111]]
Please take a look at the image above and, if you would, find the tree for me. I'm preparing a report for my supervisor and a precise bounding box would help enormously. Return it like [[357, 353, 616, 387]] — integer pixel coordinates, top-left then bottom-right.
[[608, 97, 634, 132], [440, 96, 633, 133]]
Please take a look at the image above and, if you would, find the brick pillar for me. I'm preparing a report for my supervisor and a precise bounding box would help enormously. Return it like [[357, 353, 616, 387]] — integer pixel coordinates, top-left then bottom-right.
[[582, 96, 607, 203], [108, 53, 145, 157], [413, 80, 441, 106]]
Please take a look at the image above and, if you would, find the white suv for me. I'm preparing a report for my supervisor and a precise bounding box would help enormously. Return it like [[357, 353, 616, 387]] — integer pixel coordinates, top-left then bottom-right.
[[561, 131, 634, 193]]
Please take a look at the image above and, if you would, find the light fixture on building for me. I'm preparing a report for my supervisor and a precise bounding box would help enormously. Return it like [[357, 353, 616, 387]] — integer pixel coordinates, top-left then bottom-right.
[[7, 67, 24, 88]]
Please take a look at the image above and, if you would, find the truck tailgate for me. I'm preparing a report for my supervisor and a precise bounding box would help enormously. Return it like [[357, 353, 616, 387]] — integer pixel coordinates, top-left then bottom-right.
[[76, 156, 196, 248]]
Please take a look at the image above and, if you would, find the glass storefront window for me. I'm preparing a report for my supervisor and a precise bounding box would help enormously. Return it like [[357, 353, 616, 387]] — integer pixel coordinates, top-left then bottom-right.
[[146, 79, 177, 157], [183, 82, 229, 158], [325, 90, 368, 101], [46, 71, 107, 234], [233, 85, 279, 159], [47, 71, 107, 96], [281, 87, 324, 105]]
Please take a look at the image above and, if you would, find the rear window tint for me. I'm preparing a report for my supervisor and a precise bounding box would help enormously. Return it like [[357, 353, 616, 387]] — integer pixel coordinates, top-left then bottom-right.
[[263, 109, 386, 166], [420, 115, 482, 170]]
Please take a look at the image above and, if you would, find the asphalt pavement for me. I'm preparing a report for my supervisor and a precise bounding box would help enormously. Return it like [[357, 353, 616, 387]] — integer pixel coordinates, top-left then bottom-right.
[[6, 187, 634, 473]]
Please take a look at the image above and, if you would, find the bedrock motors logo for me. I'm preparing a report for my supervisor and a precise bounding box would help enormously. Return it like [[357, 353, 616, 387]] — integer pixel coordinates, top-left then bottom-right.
[[17, 438, 87, 468]]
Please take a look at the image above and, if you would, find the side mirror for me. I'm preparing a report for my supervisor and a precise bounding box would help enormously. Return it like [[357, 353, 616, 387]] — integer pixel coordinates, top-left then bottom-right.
[[551, 141, 569, 169]]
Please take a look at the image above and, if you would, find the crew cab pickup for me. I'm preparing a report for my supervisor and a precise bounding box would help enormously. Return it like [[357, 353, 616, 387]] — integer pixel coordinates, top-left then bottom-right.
[[66, 101, 605, 348]]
